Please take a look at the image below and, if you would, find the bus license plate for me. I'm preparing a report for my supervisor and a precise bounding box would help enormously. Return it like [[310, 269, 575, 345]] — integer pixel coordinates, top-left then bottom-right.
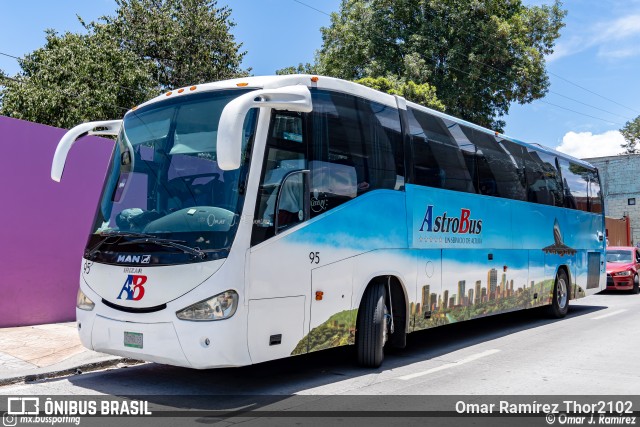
[[124, 331, 143, 349]]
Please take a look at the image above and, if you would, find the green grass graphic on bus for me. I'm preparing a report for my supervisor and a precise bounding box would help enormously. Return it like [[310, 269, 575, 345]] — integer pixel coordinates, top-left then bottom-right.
[[291, 309, 357, 356]]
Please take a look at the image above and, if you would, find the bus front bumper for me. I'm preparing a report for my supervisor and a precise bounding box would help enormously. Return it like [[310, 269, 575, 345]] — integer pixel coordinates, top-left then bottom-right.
[[77, 309, 251, 369]]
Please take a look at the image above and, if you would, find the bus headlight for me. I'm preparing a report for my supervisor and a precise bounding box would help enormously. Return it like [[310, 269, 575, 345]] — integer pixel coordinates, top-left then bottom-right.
[[176, 290, 238, 321], [76, 289, 95, 311]]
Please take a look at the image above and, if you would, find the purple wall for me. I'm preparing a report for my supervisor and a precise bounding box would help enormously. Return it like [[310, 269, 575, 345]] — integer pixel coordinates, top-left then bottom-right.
[[0, 116, 114, 327]]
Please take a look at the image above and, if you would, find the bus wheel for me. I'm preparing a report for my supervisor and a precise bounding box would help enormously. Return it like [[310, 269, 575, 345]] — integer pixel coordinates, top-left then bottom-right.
[[633, 275, 639, 294], [548, 269, 569, 318], [356, 282, 387, 368]]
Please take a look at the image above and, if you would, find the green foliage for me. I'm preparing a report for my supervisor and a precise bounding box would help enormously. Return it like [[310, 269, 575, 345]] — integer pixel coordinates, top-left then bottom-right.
[[315, 0, 567, 131], [620, 116, 640, 154], [355, 76, 445, 111], [0, 0, 248, 128], [291, 309, 356, 355], [275, 63, 318, 75], [0, 29, 157, 129], [95, 0, 249, 90]]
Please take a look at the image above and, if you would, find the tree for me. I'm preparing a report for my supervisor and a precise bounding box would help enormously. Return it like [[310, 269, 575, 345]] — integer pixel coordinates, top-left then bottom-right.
[[276, 67, 445, 111], [94, 0, 249, 90], [315, 0, 566, 131], [0, 0, 249, 128], [275, 63, 318, 76], [621, 116, 640, 154], [0, 29, 157, 129], [355, 76, 444, 111]]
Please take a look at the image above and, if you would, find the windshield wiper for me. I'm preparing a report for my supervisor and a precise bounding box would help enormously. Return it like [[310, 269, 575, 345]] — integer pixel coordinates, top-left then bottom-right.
[[120, 237, 207, 260], [85, 230, 157, 259]]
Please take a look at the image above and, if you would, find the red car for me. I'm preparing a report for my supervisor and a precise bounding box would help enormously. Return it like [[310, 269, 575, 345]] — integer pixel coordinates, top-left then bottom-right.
[[606, 246, 640, 294]]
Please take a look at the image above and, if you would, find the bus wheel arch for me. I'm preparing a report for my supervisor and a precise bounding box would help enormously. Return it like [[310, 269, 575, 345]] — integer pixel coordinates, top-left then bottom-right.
[[548, 267, 570, 318], [355, 275, 408, 367], [386, 276, 408, 350], [558, 265, 573, 300]]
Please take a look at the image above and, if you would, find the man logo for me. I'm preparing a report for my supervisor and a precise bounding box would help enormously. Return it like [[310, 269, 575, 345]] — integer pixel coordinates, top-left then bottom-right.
[[117, 275, 148, 301], [117, 254, 151, 264]]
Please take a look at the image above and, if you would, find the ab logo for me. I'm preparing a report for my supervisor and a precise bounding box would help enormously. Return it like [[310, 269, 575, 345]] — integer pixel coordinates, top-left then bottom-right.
[[117, 275, 147, 301]]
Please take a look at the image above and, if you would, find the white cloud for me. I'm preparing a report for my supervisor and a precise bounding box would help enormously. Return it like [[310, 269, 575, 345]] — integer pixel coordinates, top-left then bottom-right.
[[597, 15, 640, 42], [598, 45, 640, 59], [555, 130, 625, 159], [549, 13, 640, 62]]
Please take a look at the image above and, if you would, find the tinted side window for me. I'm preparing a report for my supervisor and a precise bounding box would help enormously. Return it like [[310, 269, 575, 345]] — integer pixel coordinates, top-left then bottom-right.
[[538, 152, 564, 207], [589, 170, 603, 213], [523, 150, 563, 207], [407, 107, 475, 193], [559, 159, 601, 213], [461, 128, 526, 201], [500, 140, 528, 199], [309, 90, 403, 218]]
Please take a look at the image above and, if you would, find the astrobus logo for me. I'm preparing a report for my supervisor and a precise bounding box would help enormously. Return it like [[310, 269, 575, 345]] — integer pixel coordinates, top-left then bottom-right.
[[419, 205, 483, 234], [117, 275, 147, 301]]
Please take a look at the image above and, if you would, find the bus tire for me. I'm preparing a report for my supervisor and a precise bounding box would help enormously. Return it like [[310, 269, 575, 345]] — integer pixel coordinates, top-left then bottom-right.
[[633, 275, 639, 294], [548, 269, 570, 318], [356, 282, 387, 368]]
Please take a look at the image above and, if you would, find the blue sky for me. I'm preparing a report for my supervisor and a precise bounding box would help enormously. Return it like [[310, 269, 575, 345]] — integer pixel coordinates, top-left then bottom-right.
[[1, 0, 639, 159]]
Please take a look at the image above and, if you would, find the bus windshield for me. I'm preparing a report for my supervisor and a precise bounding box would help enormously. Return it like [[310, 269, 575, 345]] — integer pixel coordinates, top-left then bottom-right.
[[89, 89, 258, 257]]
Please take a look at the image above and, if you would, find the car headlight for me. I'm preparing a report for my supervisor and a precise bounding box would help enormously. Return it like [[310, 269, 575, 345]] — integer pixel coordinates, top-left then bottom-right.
[[176, 290, 238, 321], [76, 288, 95, 311], [614, 270, 632, 277]]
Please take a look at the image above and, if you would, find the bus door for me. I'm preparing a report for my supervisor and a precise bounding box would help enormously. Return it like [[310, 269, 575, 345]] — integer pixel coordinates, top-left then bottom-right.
[[246, 110, 312, 364]]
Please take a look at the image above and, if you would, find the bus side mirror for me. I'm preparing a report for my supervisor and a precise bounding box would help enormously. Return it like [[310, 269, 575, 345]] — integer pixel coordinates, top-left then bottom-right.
[[51, 120, 122, 182], [217, 85, 312, 171]]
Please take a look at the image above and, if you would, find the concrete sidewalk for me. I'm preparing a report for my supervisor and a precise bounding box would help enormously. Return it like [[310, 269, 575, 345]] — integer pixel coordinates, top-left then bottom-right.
[[0, 322, 134, 386]]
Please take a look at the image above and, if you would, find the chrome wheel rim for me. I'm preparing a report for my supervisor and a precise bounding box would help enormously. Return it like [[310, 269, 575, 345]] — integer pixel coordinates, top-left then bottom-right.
[[557, 277, 568, 309]]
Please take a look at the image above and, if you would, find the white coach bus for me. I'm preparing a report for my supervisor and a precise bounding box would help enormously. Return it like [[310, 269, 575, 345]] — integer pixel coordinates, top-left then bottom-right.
[[52, 75, 606, 368]]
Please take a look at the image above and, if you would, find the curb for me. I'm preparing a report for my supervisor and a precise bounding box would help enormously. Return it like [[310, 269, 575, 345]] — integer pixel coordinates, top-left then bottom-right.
[[0, 357, 144, 387]]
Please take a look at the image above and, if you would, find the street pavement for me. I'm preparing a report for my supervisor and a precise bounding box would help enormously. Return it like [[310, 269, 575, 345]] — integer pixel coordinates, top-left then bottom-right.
[[2, 291, 640, 426], [0, 322, 128, 385], [1, 290, 639, 395]]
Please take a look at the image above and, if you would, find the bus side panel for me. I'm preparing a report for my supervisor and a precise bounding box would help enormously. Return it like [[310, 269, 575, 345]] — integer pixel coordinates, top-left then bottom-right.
[[248, 190, 407, 360], [351, 249, 418, 330], [411, 249, 531, 329], [529, 250, 552, 305], [408, 185, 539, 327], [248, 296, 306, 364], [523, 203, 580, 306], [302, 258, 356, 355], [565, 206, 585, 298], [411, 249, 442, 331], [406, 185, 502, 250], [571, 211, 607, 296], [294, 249, 417, 356], [407, 183, 603, 321]]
